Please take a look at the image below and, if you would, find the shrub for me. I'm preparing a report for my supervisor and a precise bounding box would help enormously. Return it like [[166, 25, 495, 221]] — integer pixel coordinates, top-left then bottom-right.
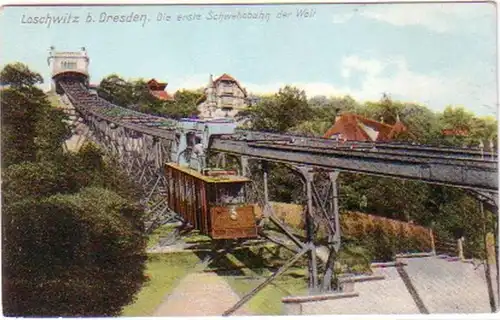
[[3, 187, 148, 317]]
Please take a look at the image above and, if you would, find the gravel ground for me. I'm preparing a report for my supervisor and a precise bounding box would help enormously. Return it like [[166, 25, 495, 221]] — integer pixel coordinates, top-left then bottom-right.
[[152, 272, 253, 317]]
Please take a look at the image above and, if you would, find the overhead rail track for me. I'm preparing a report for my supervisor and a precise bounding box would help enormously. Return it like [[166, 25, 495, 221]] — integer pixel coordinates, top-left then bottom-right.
[[60, 81, 177, 140], [59, 79, 498, 193], [232, 131, 498, 160], [209, 136, 497, 192], [56, 75, 498, 315]]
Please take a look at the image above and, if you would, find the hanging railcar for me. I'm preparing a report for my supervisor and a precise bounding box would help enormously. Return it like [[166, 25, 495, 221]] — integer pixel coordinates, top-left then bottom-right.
[[165, 163, 258, 240]]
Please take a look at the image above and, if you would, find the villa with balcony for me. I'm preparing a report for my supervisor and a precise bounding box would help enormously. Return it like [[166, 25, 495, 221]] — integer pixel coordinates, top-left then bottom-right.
[[196, 73, 249, 119]]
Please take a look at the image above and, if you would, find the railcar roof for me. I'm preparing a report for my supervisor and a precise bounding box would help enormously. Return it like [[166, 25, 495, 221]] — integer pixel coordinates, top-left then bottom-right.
[[165, 163, 251, 183]]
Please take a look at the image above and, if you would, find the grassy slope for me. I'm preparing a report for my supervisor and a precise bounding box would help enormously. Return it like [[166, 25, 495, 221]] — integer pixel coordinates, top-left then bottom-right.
[[125, 230, 310, 316], [121, 252, 200, 317], [223, 273, 307, 315], [216, 246, 308, 315], [124, 207, 379, 316]]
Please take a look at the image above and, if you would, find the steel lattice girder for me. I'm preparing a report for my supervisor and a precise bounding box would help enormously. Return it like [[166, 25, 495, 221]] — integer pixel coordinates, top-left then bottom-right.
[[60, 81, 177, 141], [60, 80, 498, 194], [235, 130, 497, 160], [209, 138, 498, 192], [67, 109, 180, 230]]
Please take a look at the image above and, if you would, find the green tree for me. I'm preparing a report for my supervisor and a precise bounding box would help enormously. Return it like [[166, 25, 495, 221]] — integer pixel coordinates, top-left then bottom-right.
[[238, 86, 313, 132], [398, 103, 441, 144], [1, 63, 69, 167], [98, 75, 162, 113], [2, 160, 79, 205], [291, 95, 362, 136], [161, 89, 202, 119], [287, 120, 333, 136], [437, 106, 475, 147], [440, 105, 474, 130], [3, 187, 147, 317], [309, 95, 360, 120], [360, 93, 404, 125], [98, 74, 201, 119], [97, 74, 136, 107], [2, 63, 147, 316], [0, 62, 43, 88], [467, 115, 498, 149]]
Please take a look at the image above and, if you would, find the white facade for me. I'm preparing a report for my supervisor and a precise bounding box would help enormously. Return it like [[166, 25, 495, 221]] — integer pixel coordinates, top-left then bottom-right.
[[48, 46, 89, 91], [197, 74, 249, 119]]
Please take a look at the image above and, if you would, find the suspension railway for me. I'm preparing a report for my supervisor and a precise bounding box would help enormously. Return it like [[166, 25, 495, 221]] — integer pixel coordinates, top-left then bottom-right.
[[48, 48, 499, 315]]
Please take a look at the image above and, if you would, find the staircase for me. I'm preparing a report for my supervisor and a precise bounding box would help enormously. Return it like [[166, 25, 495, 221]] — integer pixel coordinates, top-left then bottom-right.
[[286, 253, 498, 315]]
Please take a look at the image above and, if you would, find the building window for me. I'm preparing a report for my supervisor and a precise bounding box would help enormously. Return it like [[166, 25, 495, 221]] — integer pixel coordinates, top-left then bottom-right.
[[221, 83, 233, 95], [60, 60, 77, 70], [221, 96, 233, 106]]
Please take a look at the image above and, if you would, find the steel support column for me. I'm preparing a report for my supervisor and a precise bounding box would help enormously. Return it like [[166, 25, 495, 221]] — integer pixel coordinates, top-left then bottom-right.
[[298, 167, 319, 293]]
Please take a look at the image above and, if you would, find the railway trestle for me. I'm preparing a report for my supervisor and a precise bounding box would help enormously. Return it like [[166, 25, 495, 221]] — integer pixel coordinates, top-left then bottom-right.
[[63, 86, 352, 313], [50, 46, 498, 315], [58, 84, 499, 315], [207, 153, 345, 315], [60, 91, 182, 233]]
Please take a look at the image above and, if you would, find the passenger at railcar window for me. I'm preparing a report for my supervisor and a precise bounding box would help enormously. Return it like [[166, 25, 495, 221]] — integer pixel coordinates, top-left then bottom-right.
[[216, 184, 245, 205]]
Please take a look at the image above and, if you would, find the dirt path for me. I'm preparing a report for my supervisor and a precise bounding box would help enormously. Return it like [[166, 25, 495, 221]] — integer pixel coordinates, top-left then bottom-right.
[[153, 272, 254, 317]]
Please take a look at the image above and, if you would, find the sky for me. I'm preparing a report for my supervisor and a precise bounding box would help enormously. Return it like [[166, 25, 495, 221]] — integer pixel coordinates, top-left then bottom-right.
[[0, 1, 498, 116]]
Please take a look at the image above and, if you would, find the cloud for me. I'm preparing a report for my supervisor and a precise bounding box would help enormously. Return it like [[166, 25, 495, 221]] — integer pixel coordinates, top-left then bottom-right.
[[340, 55, 496, 115], [244, 55, 442, 102], [167, 56, 497, 116], [341, 55, 384, 76], [247, 56, 496, 115], [246, 81, 347, 97], [337, 55, 442, 103], [168, 74, 208, 92], [332, 3, 495, 33]]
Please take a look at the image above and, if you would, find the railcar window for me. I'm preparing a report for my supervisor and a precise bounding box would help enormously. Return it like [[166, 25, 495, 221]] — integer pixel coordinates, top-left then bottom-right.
[[186, 132, 196, 147], [213, 183, 246, 206]]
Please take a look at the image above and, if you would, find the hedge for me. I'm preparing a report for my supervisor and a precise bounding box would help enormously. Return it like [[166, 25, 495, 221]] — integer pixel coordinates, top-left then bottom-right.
[[255, 202, 433, 261]]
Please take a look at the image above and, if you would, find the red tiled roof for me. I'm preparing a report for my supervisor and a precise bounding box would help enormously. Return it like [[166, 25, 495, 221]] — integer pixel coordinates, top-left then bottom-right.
[[213, 73, 247, 97], [146, 78, 173, 101], [147, 78, 168, 91], [323, 113, 408, 142], [214, 73, 237, 83], [150, 90, 174, 101]]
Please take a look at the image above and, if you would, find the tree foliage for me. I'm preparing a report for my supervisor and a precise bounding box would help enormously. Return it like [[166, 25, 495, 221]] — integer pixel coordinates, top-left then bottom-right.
[[0, 62, 44, 88], [1, 63, 70, 167], [234, 87, 497, 260], [97, 74, 201, 119], [2, 63, 146, 316], [237, 86, 313, 132], [3, 187, 147, 317], [162, 89, 204, 119]]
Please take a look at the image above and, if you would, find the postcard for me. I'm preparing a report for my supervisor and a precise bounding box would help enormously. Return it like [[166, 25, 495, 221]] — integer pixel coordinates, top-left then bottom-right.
[[1, 1, 498, 318]]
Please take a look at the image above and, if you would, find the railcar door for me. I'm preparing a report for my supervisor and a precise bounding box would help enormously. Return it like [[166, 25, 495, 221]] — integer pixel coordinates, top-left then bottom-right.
[[207, 182, 258, 240]]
